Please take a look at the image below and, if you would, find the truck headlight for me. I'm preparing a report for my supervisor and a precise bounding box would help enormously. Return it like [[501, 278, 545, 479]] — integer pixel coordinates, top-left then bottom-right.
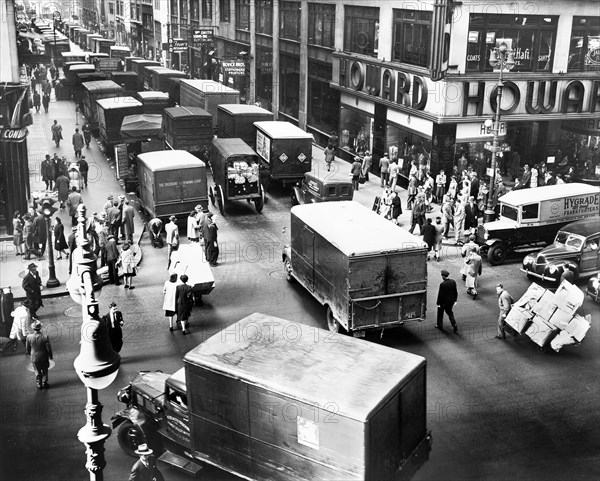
[[523, 255, 533, 266], [591, 278, 600, 288], [484, 231, 489, 240], [548, 265, 558, 274]]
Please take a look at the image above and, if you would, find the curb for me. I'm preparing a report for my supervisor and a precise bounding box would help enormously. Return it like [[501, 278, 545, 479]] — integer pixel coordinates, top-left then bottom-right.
[[13, 289, 71, 303]]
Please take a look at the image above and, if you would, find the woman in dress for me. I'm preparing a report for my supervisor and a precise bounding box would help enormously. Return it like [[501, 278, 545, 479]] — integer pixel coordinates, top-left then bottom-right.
[[53, 216, 68, 260], [12, 211, 23, 256], [118, 241, 137, 289], [163, 273, 179, 331]]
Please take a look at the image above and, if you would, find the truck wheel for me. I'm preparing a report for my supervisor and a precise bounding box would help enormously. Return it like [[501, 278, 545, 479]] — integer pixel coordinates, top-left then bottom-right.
[[284, 258, 294, 282], [326, 306, 344, 334], [217, 186, 225, 215], [209, 186, 215, 206], [487, 243, 507, 265], [117, 421, 145, 458], [254, 194, 264, 213]]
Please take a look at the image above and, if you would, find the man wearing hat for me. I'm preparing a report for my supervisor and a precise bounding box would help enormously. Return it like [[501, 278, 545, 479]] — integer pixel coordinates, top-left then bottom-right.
[[22, 263, 43, 317], [103, 194, 114, 213], [26, 320, 53, 390], [436, 269, 458, 333], [68, 226, 78, 274], [122, 199, 136, 243], [102, 302, 124, 352], [129, 444, 164, 481], [77, 155, 89, 188], [165, 215, 179, 269], [148, 216, 163, 248], [107, 200, 122, 241], [105, 234, 120, 285], [1, 300, 32, 354]]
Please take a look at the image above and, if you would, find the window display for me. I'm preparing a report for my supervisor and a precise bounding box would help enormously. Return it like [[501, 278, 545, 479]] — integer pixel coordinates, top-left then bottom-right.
[[339, 106, 371, 155], [568, 16, 600, 72]]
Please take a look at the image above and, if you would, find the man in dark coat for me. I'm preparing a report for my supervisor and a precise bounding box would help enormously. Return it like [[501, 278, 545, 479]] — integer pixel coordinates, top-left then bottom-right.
[[26, 320, 53, 390], [175, 275, 193, 335], [22, 263, 43, 317], [105, 235, 120, 285], [464, 196, 479, 234], [67, 186, 83, 226], [33, 91, 41, 113], [41, 154, 55, 190], [514, 163, 531, 190], [82, 121, 92, 148], [436, 269, 458, 333], [107, 200, 121, 239], [409, 194, 427, 235], [78, 155, 89, 188], [31, 213, 47, 258], [122, 199, 136, 242], [102, 302, 124, 353], [72, 128, 85, 159], [205, 214, 219, 266], [421, 218, 437, 260], [129, 444, 164, 481], [67, 227, 78, 274]]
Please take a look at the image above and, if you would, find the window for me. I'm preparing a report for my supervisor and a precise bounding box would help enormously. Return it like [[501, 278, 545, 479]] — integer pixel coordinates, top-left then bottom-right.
[[280, 2, 300, 41], [166, 387, 188, 411], [109, 3, 114, 15], [202, 0, 212, 19], [236, 0, 249, 30], [392, 10, 432, 67], [180, 0, 188, 20], [280, 54, 300, 118], [344, 6, 379, 56], [191, 0, 199, 20], [521, 203, 539, 220], [171, 0, 178, 17], [256, 0, 272, 35], [466, 14, 557, 72], [568, 16, 600, 72], [307, 61, 339, 135], [219, 0, 230, 22], [308, 3, 335, 48]]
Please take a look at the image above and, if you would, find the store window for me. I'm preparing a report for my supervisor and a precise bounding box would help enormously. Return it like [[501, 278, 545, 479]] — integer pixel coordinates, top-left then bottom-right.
[[219, 0, 230, 23], [344, 6, 379, 57], [308, 3, 335, 48], [280, 55, 300, 118], [392, 9, 432, 67], [256, 47, 273, 111], [257, 0, 273, 35], [280, 2, 300, 41], [568, 16, 600, 72], [339, 106, 372, 155], [308, 61, 339, 136], [466, 14, 557, 72], [395, 131, 432, 178], [202, 0, 212, 19], [236, 0, 250, 30]]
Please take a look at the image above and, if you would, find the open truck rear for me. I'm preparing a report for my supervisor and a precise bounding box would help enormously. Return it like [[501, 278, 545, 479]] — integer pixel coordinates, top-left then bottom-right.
[[283, 201, 428, 335]]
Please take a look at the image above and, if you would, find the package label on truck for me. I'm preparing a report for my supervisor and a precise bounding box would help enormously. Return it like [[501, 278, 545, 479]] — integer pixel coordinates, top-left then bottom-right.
[[256, 130, 271, 163], [540, 192, 599, 222], [297, 416, 319, 450]]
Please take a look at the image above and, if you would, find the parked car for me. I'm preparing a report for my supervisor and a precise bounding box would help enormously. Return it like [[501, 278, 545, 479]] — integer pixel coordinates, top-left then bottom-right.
[[291, 168, 354, 205], [521, 218, 600, 283], [586, 274, 600, 302]]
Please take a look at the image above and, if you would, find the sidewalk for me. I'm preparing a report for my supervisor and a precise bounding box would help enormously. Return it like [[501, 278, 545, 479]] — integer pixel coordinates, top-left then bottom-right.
[[0, 95, 146, 301]]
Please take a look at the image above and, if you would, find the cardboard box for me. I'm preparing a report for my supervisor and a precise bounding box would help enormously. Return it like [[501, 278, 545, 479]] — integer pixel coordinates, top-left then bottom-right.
[[565, 314, 591, 342], [516, 283, 546, 310], [504, 306, 534, 334], [531, 290, 557, 321], [550, 331, 577, 352], [553, 280, 585, 315], [525, 315, 558, 347], [547, 307, 573, 331]]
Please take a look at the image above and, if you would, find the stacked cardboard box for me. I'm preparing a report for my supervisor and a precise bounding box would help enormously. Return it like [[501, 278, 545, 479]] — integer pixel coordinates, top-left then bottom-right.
[[507, 281, 590, 352]]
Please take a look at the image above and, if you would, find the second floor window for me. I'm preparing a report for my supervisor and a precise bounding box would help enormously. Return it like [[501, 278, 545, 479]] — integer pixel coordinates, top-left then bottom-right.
[[344, 6, 379, 57], [569, 16, 600, 72], [171, 0, 178, 17], [202, 0, 212, 19], [280, 2, 300, 41], [308, 3, 335, 48], [393, 9, 432, 67], [219, 0, 230, 22], [109, 2, 114, 15], [257, 0, 272, 35], [236, 0, 249, 30]]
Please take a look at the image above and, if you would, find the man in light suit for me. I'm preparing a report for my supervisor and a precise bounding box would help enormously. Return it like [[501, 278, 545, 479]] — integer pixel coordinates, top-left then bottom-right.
[[129, 444, 164, 481], [26, 320, 53, 389], [496, 284, 514, 340]]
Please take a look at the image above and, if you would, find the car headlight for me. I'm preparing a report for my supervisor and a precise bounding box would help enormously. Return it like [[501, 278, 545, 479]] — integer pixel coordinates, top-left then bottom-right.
[[548, 265, 558, 274], [592, 278, 600, 288], [523, 255, 533, 265]]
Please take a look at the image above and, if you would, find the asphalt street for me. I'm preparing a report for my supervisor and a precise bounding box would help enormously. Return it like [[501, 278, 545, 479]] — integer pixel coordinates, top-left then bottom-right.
[[0, 89, 599, 481]]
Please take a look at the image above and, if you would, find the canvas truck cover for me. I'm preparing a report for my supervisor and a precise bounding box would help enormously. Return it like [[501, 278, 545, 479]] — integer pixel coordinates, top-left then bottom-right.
[[183, 312, 428, 481], [120, 114, 164, 141]]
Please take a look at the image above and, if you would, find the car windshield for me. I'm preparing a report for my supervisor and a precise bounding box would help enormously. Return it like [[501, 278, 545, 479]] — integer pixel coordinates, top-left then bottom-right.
[[500, 204, 518, 221], [554, 231, 584, 250]]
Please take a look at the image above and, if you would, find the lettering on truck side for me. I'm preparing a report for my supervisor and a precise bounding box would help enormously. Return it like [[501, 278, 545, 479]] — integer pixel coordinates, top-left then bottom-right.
[[540, 193, 600, 221]]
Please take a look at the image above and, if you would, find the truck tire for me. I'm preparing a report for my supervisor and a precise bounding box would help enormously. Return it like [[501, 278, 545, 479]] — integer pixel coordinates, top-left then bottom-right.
[[326, 305, 345, 334], [217, 186, 225, 215], [254, 192, 264, 213], [117, 421, 146, 458], [284, 258, 294, 282], [487, 243, 507, 265], [209, 186, 215, 206]]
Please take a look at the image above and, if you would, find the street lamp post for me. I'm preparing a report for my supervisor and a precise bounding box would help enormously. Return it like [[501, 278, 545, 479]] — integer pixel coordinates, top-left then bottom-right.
[[483, 42, 515, 224], [37, 197, 60, 288], [68, 204, 120, 481], [53, 11, 61, 65]]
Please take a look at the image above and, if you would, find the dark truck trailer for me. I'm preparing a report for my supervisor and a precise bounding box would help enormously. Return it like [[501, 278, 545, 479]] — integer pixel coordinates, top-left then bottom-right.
[[217, 104, 273, 149], [283, 201, 428, 335], [146, 67, 187, 93], [74, 28, 90, 47], [124, 56, 142, 71], [92, 37, 116, 55], [254, 121, 313, 185], [131, 59, 161, 90], [113, 313, 431, 481], [86, 33, 102, 51], [179, 79, 240, 129], [134, 91, 173, 115], [109, 71, 139, 96], [110, 45, 131, 60], [163, 106, 213, 154], [96, 96, 143, 147], [82, 80, 125, 131], [137, 150, 208, 218], [72, 73, 109, 105]]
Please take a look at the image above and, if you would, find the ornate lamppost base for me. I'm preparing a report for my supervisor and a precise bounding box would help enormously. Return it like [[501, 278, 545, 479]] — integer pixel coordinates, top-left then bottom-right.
[[483, 208, 497, 224]]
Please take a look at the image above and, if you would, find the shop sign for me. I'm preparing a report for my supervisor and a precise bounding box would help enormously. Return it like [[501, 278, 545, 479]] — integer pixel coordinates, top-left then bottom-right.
[[169, 39, 188, 53], [0, 128, 28, 142], [480, 122, 507, 136], [484, 142, 511, 153], [192, 29, 213, 46], [222, 60, 245, 76]]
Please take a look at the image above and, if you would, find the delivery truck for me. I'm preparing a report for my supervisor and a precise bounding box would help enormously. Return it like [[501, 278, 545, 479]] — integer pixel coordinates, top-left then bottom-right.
[[137, 150, 208, 218], [96, 96, 144, 147], [255, 121, 313, 186], [81, 80, 124, 131], [134, 91, 172, 115], [163, 106, 213, 154], [131, 59, 161, 90], [179, 79, 240, 129], [145, 67, 187, 93], [217, 104, 273, 148], [113, 312, 431, 481], [283, 201, 428, 335], [477, 183, 600, 265]]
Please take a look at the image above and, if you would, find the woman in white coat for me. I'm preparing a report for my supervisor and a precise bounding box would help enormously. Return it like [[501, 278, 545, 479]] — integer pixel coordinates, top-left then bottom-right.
[[163, 273, 180, 331]]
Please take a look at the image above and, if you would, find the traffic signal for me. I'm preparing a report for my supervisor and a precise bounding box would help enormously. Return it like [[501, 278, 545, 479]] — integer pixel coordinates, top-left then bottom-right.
[[37, 197, 58, 217]]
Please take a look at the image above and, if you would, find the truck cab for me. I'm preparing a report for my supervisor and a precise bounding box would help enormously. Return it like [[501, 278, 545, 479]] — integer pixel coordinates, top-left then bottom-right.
[[477, 183, 599, 265], [291, 169, 354, 205]]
